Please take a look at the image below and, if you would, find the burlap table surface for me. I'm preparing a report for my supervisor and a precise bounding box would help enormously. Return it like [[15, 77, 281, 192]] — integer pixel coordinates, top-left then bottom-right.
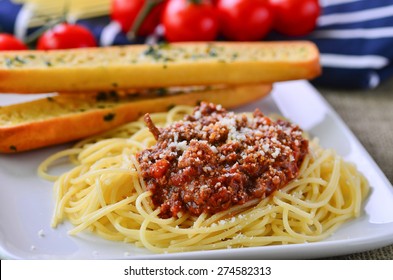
[[315, 78, 393, 260]]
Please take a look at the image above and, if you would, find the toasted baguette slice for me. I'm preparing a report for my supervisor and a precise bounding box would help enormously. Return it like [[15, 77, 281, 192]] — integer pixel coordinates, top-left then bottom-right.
[[0, 84, 271, 153], [0, 41, 319, 93]]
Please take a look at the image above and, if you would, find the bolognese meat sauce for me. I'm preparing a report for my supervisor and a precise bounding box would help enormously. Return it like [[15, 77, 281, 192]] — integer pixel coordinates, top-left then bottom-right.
[[137, 102, 308, 218]]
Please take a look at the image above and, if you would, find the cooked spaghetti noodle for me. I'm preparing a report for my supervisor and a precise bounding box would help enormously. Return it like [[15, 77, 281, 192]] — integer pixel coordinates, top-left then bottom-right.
[[39, 105, 369, 253]]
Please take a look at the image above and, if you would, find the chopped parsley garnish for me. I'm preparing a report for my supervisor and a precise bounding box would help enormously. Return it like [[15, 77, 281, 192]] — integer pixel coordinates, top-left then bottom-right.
[[166, 104, 175, 111], [143, 45, 163, 61], [207, 46, 218, 57], [156, 88, 168, 96], [232, 52, 239, 60], [14, 56, 26, 64], [103, 113, 115, 122], [96, 91, 108, 102], [5, 58, 12, 67], [109, 90, 119, 100], [4, 56, 27, 67]]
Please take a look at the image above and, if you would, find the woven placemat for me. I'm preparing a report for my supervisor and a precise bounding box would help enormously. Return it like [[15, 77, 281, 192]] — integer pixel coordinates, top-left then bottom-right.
[[316, 79, 393, 260]]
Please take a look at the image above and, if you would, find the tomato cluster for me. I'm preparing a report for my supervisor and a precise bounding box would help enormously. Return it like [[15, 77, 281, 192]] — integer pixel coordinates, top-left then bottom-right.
[[0, 0, 320, 51], [0, 34, 27, 51], [112, 0, 321, 42], [0, 23, 97, 51]]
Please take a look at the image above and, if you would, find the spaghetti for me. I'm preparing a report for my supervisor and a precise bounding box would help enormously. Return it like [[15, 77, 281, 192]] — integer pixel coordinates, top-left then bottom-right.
[[39, 104, 369, 253]]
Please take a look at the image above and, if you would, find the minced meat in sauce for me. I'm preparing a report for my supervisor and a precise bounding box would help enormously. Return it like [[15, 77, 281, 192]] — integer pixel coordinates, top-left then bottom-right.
[[137, 102, 308, 218]]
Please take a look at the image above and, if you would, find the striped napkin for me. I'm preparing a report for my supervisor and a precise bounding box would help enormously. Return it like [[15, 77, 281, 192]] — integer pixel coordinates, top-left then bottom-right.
[[0, 0, 392, 89], [309, 0, 393, 89]]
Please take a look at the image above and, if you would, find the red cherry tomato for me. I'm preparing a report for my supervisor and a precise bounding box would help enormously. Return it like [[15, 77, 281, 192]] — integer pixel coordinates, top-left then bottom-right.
[[269, 0, 320, 36], [0, 33, 27, 51], [111, 0, 165, 36], [216, 0, 273, 41], [162, 0, 219, 42], [37, 23, 97, 50]]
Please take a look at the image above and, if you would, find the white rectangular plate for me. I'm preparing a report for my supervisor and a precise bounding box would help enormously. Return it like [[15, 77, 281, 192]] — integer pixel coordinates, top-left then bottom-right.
[[1, 80, 392, 259]]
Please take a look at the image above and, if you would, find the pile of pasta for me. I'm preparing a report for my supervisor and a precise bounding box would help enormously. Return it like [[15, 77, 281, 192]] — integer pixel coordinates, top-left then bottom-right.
[[39, 106, 369, 253]]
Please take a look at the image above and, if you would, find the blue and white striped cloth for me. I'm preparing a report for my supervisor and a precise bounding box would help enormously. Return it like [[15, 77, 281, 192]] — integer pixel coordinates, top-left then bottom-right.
[[1, 0, 392, 89], [310, 0, 393, 88]]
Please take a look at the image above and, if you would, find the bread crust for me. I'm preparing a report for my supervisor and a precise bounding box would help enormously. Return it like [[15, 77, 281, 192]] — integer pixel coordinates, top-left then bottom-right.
[[0, 41, 320, 93], [0, 84, 272, 153]]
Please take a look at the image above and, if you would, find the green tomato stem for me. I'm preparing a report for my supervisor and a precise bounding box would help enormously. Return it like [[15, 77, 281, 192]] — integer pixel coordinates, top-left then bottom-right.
[[127, 0, 165, 40], [188, 0, 203, 4]]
